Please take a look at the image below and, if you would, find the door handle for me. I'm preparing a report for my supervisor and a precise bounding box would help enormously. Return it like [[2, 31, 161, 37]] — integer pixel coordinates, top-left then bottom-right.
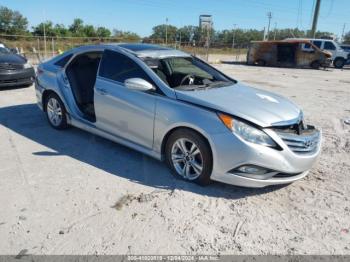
[[96, 88, 108, 95]]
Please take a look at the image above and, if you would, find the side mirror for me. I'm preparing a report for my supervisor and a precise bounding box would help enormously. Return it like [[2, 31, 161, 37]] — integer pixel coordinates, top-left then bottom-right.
[[125, 78, 154, 92]]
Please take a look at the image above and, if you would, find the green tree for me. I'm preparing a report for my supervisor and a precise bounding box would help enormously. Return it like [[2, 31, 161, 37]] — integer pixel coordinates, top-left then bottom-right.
[[69, 18, 85, 36], [0, 6, 28, 34], [113, 29, 140, 41], [177, 25, 201, 43], [53, 24, 70, 37], [32, 21, 56, 36], [150, 24, 177, 43], [96, 27, 111, 38], [83, 24, 97, 37]]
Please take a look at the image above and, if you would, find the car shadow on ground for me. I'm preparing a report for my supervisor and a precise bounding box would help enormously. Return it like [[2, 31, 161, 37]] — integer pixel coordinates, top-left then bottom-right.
[[0, 103, 286, 200]]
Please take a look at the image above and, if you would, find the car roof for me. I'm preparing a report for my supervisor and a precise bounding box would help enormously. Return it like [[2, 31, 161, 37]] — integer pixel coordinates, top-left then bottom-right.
[[70, 43, 191, 59], [285, 38, 335, 42]]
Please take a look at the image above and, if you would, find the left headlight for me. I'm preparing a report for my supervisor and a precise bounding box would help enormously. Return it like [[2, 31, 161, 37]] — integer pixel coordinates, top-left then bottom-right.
[[218, 113, 277, 147], [23, 62, 32, 69]]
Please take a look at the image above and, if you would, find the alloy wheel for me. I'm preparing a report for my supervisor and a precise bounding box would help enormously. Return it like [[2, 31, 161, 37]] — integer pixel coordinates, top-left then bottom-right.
[[171, 138, 203, 180], [47, 97, 63, 127]]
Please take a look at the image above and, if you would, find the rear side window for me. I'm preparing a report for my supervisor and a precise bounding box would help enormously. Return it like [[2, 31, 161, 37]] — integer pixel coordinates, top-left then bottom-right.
[[324, 42, 336, 50], [54, 54, 73, 67], [99, 50, 151, 84], [312, 41, 322, 48]]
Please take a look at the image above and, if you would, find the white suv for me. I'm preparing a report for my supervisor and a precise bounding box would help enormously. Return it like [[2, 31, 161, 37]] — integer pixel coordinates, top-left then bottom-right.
[[287, 38, 349, 68]]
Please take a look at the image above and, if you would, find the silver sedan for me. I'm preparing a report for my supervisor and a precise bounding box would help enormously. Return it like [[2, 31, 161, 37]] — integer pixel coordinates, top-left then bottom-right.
[[35, 44, 321, 187]]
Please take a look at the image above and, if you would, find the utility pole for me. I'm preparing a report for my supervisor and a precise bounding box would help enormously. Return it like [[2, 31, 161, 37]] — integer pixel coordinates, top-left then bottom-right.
[[311, 0, 321, 38], [232, 24, 237, 49], [179, 30, 182, 47], [341, 23, 346, 43], [42, 10, 47, 59], [266, 12, 272, 40], [273, 22, 277, 40], [43, 21, 47, 59], [165, 17, 168, 45]]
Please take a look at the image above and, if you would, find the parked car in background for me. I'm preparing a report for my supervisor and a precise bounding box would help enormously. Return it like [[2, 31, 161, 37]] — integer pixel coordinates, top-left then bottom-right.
[[340, 44, 350, 53], [35, 44, 322, 188], [0, 46, 35, 88], [247, 40, 331, 69], [287, 38, 350, 68]]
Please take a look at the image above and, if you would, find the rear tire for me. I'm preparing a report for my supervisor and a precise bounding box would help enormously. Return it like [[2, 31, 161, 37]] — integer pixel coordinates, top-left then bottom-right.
[[45, 93, 68, 130], [333, 58, 345, 69], [165, 129, 213, 186]]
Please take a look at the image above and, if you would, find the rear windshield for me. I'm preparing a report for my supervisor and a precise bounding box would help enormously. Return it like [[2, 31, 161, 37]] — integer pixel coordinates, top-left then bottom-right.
[[54, 54, 73, 67]]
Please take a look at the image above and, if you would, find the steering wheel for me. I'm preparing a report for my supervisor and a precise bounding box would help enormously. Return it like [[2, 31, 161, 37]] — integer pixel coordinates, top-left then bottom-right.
[[179, 74, 195, 86]]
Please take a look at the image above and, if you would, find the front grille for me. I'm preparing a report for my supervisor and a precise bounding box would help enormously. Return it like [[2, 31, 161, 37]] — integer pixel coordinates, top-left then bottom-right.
[[0, 63, 23, 71], [275, 126, 320, 154]]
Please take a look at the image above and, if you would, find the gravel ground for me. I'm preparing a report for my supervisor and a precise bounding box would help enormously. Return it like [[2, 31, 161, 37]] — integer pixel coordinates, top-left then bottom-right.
[[0, 64, 349, 255]]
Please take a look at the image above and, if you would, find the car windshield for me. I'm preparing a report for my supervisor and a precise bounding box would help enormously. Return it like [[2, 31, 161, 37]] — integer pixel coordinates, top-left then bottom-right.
[[143, 56, 234, 91], [0, 47, 10, 55]]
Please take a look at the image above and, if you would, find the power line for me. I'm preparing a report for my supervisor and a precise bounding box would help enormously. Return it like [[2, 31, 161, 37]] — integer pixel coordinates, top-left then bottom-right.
[[321, 0, 334, 18]]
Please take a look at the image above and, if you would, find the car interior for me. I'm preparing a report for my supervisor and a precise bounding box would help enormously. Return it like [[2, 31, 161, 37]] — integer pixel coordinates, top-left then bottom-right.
[[146, 57, 222, 89], [65, 51, 103, 121]]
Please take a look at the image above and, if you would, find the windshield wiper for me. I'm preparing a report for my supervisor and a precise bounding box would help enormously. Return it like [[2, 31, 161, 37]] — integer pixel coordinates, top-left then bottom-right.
[[205, 81, 233, 88]]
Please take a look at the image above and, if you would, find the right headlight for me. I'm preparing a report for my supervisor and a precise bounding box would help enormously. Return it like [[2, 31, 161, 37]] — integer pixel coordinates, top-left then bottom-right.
[[218, 113, 277, 147], [23, 62, 33, 69]]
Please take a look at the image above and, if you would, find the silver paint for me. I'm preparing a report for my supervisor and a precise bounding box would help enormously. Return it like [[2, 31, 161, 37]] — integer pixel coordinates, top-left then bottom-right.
[[35, 44, 322, 188]]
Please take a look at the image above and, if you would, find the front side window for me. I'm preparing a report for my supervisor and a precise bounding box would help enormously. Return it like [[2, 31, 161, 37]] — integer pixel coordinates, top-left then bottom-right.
[[324, 42, 336, 50], [99, 49, 151, 84]]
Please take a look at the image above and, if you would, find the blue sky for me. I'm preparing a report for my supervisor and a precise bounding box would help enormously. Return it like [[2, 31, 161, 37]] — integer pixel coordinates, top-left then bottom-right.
[[1, 0, 349, 37]]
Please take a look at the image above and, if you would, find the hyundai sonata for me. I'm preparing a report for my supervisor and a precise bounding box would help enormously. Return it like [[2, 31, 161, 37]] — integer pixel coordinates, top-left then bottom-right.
[[35, 44, 321, 187]]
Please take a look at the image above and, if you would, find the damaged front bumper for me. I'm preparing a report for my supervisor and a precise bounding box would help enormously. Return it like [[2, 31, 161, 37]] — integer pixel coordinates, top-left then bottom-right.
[[209, 125, 322, 188]]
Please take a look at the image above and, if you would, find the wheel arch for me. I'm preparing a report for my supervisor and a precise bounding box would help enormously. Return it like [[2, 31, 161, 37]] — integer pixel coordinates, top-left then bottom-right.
[[160, 125, 213, 161], [42, 89, 68, 113]]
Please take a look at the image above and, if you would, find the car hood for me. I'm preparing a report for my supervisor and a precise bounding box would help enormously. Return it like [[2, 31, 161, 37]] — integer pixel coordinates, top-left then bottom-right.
[[175, 82, 301, 127], [0, 54, 26, 64]]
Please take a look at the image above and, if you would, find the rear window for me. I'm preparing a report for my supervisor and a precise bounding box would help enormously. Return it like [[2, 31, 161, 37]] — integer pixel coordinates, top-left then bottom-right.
[[54, 54, 73, 67], [99, 49, 152, 83], [312, 41, 322, 48]]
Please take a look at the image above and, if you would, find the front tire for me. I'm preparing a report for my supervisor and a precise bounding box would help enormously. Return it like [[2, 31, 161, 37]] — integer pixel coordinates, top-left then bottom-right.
[[165, 129, 213, 186], [45, 93, 68, 130]]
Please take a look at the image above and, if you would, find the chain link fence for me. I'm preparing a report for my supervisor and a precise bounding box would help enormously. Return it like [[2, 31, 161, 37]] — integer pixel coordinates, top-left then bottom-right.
[[0, 34, 249, 65]]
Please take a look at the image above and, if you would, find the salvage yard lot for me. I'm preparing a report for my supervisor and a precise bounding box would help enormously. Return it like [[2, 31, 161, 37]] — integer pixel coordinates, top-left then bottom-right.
[[0, 63, 349, 255]]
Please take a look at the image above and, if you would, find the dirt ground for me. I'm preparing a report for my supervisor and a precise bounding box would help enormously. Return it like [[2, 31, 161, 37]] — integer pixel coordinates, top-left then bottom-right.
[[0, 63, 349, 255]]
